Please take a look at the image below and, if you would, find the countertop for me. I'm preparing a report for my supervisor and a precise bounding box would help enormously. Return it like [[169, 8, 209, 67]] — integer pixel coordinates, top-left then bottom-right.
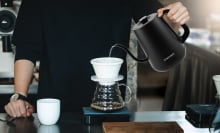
[[0, 111, 212, 133]]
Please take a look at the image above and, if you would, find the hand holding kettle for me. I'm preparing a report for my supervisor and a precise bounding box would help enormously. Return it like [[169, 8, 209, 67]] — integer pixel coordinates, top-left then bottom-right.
[[110, 2, 190, 72], [157, 2, 190, 32]]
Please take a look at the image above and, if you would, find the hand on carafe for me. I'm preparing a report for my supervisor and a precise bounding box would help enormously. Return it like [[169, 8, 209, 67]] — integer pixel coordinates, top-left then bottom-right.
[[5, 100, 34, 118], [157, 2, 190, 31]]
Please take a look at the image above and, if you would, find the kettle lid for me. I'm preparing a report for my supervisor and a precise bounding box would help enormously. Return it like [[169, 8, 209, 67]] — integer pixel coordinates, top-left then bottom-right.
[[133, 13, 157, 30]]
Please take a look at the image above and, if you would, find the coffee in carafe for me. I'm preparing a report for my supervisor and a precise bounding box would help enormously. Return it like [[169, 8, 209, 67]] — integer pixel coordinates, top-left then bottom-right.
[[90, 81, 125, 111]]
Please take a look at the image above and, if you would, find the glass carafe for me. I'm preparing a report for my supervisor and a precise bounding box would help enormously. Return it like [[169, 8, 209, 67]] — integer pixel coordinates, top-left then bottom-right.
[[90, 81, 131, 112]]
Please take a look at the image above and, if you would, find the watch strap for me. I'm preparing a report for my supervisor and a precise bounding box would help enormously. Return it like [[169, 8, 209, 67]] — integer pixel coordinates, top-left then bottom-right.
[[18, 93, 29, 102], [10, 93, 29, 102]]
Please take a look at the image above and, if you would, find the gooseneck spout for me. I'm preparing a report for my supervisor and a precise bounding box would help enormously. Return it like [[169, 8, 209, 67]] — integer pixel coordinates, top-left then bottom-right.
[[109, 43, 148, 62]]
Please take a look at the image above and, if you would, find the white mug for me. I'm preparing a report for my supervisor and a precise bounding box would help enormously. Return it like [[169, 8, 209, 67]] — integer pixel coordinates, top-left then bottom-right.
[[38, 125, 60, 133], [37, 98, 60, 125]]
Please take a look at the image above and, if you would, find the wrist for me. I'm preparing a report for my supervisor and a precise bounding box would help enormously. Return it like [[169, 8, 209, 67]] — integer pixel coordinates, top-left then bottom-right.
[[10, 93, 29, 102]]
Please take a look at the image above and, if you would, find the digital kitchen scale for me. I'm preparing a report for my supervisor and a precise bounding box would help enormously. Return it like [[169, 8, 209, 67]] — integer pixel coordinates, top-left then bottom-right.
[[83, 107, 130, 125], [185, 104, 217, 128]]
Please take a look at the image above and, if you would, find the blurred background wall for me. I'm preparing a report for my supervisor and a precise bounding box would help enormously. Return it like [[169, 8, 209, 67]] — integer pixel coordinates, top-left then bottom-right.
[[160, 0, 220, 29]]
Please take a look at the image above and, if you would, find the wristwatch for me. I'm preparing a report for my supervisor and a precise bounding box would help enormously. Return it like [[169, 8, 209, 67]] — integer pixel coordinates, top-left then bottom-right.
[[10, 93, 28, 102]]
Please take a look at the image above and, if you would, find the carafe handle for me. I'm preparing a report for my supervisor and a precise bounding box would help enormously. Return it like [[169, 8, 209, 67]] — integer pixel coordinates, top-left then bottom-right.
[[119, 83, 132, 104]]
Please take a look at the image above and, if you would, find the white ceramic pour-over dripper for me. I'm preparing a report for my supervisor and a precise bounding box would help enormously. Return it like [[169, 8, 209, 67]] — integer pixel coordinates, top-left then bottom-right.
[[213, 75, 220, 99], [90, 57, 123, 84]]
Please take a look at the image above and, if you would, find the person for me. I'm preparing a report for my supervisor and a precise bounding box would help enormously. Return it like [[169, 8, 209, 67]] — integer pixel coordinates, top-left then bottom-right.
[[5, 0, 190, 117]]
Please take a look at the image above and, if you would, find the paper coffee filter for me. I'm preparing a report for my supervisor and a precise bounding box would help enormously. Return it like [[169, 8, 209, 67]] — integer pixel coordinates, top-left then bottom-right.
[[91, 57, 123, 65], [90, 57, 123, 79]]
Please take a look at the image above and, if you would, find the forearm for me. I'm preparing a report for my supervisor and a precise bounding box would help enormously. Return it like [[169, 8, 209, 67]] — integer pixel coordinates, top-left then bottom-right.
[[14, 59, 34, 97]]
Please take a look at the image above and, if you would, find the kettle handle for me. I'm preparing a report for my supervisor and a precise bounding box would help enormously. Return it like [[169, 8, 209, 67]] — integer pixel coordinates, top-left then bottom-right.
[[161, 9, 190, 43], [180, 24, 190, 42]]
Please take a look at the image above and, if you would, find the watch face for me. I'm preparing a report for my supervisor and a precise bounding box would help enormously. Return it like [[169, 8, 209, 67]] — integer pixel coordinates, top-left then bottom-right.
[[10, 93, 19, 101]]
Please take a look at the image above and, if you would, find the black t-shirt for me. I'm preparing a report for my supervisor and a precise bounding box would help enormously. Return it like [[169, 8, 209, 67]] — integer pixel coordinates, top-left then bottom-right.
[[12, 0, 162, 112]]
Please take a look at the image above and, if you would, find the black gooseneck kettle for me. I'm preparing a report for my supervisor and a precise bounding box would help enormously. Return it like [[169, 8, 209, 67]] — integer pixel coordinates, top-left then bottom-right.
[[111, 10, 190, 72]]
